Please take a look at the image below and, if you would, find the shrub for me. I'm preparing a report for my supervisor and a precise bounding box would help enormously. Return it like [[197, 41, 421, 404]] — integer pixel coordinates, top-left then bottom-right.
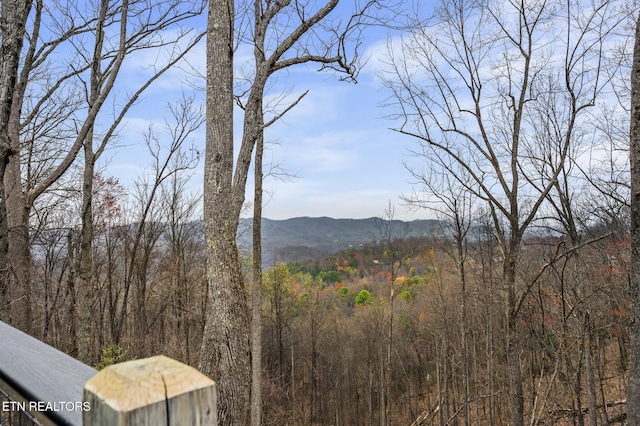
[[356, 289, 372, 306], [95, 343, 134, 370]]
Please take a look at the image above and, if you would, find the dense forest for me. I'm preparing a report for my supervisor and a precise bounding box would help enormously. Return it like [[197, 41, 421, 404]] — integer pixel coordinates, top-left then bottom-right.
[[1, 0, 640, 424], [26, 212, 631, 425]]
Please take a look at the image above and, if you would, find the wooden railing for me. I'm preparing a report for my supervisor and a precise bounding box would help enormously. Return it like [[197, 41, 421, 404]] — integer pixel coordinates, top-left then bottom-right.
[[0, 321, 217, 425]]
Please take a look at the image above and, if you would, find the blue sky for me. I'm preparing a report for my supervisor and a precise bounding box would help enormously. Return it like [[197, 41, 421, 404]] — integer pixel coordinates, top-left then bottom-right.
[[253, 52, 423, 220], [100, 7, 431, 221]]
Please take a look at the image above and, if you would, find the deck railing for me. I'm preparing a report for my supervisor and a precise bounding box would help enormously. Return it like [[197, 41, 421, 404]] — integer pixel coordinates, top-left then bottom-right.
[[0, 385, 41, 426], [0, 321, 216, 425]]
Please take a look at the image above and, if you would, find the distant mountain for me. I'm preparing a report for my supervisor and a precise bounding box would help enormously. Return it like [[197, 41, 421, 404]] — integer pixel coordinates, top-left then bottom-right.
[[32, 216, 441, 267], [238, 216, 440, 265]]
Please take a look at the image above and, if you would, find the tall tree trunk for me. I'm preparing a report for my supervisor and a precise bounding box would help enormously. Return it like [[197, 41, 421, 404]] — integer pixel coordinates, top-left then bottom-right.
[[385, 282, 394, 426], [505, 255, 524, 426], [584, 314, 598, 426], [77, 0, 108, 364], [199, 0, 251, 424], [0, 0, 33, 334], [78, 141, 95, 363], [200, 214, 251, 425], [628, 12, 640, 426], [0, 161, 9, 323], [251, 110, 264, 425], [66, 230, 78, 357], [458, 233, 470, 426], [5, 150, 32, 334]]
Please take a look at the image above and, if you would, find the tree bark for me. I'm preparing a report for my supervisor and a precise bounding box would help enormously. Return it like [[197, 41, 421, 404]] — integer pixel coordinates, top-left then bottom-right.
[[77, 0, 109, 364], [505, 242, 524, 426], [0, 0, 34, 333], [628, 12, 640, 426], [199, 0, 251, 424], [0, 162, 8, 323], [4, 160, 32, 333], [78, 141, 95, 362], [251, 107, 264, 425], [584, 314, 598, 426]]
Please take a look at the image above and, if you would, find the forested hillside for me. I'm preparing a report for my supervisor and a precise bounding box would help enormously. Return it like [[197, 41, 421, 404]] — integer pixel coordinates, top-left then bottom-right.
[[261, 224, 629, 425], [28, 212, 629, 424]]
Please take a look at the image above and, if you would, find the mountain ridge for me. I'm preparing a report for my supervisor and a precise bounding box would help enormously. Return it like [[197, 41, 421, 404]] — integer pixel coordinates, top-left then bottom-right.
[[238, 216, 440, 264]]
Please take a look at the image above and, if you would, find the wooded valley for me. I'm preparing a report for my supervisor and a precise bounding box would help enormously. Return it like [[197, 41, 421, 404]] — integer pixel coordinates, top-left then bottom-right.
[[26, 214, 631, 425]]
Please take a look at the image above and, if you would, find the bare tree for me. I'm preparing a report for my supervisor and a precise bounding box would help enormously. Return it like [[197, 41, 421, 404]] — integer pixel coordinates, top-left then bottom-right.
[[0, 0, 205, 335], [116, 96, 202, 351], [373, 202, 413, 426], [157, 161, 204, 365], [200, 0, 397, 423], [382, 0, 627, 423], [2, 0, 132, 333], [404, 169, 474, 426], [75, 0, 205, 362]]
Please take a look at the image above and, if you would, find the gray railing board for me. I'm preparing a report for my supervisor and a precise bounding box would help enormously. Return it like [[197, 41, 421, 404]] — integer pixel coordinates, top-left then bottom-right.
[[0, 321, 97, 426]]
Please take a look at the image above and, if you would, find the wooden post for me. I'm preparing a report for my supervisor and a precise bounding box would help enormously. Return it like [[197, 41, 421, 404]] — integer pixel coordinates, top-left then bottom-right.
[[83, 355, 216, 426]]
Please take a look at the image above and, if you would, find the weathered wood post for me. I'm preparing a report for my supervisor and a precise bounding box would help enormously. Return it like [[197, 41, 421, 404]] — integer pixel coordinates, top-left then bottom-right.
[[83, 355, 216, 425]]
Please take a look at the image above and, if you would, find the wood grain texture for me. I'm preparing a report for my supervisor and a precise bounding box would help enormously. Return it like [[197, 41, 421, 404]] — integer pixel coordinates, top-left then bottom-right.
[[83, 355, 216, 426], [0, 320, 97, 425]]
